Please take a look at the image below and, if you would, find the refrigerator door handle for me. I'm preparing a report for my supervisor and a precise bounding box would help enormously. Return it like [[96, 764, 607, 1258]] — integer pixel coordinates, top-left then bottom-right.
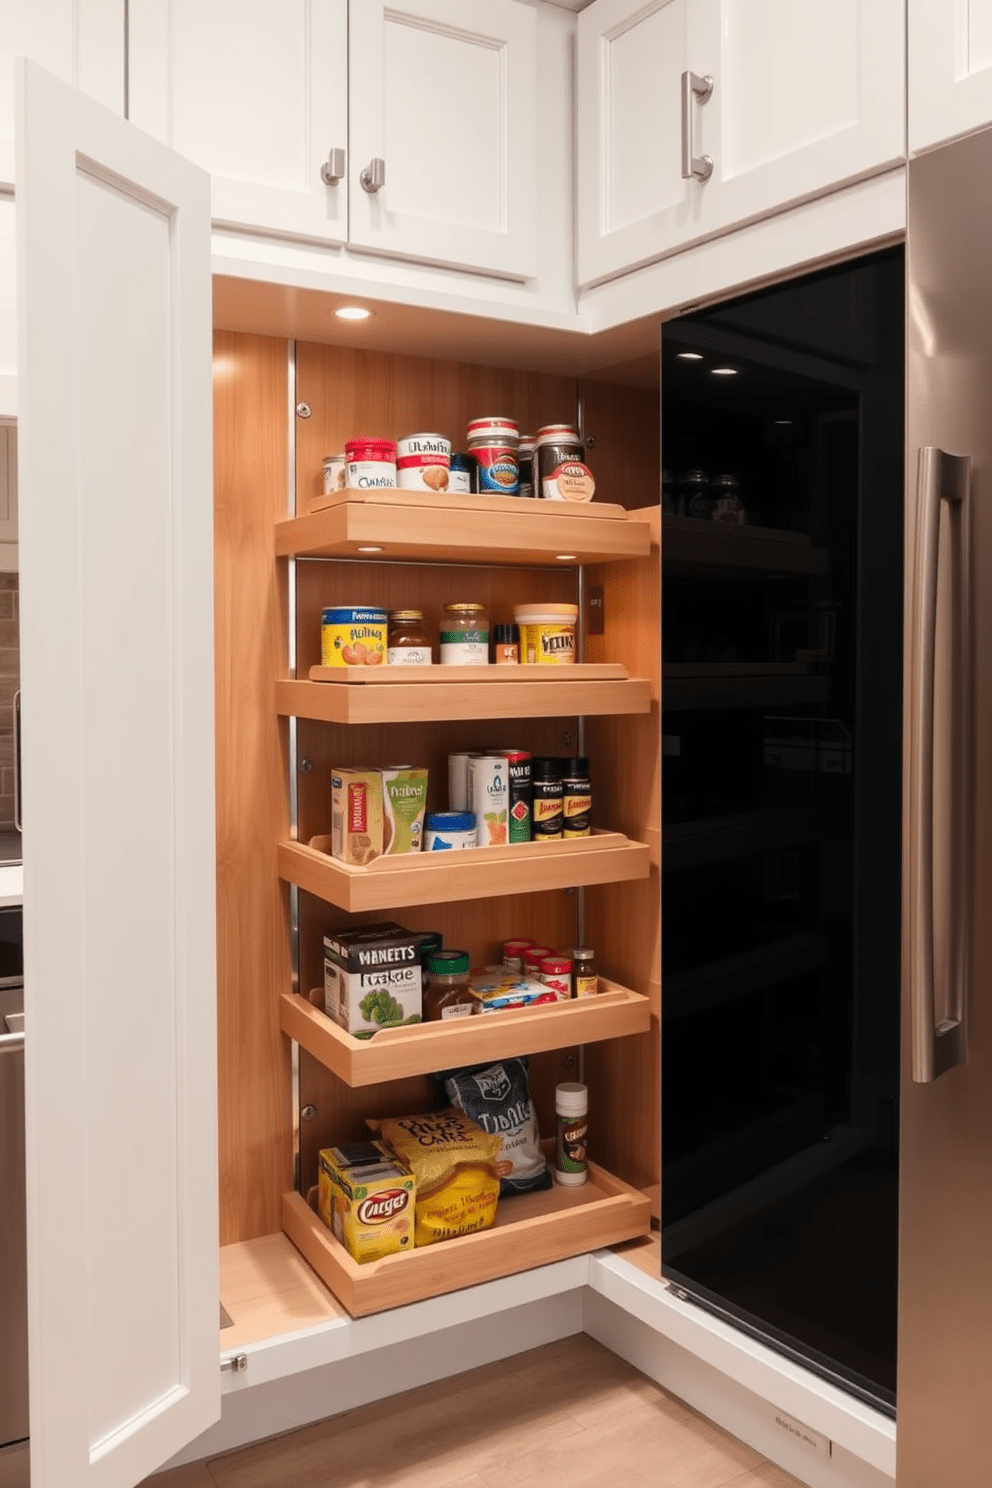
[[908, 447, 973, 1082]]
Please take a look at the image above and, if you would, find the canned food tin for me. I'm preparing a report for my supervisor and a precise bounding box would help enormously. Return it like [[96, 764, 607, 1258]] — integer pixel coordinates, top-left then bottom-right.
[[514, 603, 579, 666], [535, 425, 595, 502], [503, 938, 533, 973], [321, 606, 389, 667], [345, 438, 397, 489], [540, 955, 574, 1001], [467, 417, 519, 496], [322, 452, 347, 495], [468, 755, 509, 846], [424, 811, 477, 850], [396, 432, 451, 492]]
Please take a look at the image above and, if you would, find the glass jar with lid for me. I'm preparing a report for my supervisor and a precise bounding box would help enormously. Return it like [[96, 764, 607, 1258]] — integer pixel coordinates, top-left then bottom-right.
[[424, 950, 476, 1021], [677, 469, 711, 520], [439, 602, 490, 665], [387, 609, 432, 666]]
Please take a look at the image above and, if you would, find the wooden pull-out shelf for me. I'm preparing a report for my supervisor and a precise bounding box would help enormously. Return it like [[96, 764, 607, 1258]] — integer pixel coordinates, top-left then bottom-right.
[[276, 489, 653, 566], [278, 665, 651, 724], [279, 829, 651, 912], [281, 980, 650, 1087], [282, 1158, 651, 1318]]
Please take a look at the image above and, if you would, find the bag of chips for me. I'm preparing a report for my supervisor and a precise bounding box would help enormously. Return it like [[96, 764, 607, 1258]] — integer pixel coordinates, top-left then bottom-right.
[[369, 1107, 501, 1246], [441, 1057, 551, 1196]]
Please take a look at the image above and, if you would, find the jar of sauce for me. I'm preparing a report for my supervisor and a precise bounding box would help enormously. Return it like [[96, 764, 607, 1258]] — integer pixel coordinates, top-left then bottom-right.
[[424, 950, 475, 1021], [571, 947, 598, 998], [387, 609, 432, 666], [678, 469, 711, 520], [440, 603, 490, 665]]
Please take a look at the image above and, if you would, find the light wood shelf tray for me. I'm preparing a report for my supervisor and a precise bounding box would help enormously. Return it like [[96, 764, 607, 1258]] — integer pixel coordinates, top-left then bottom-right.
[[281, 979, 650, 1087], [282, 1158, 652, 1317], [276, 488, 653, 566], [278, 665, 651, 724], [278, 829, 651, 912]]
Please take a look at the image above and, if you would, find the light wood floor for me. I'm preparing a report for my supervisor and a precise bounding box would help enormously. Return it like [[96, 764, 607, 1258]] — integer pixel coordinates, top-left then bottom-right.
[[148, 1333, 806, 1488]]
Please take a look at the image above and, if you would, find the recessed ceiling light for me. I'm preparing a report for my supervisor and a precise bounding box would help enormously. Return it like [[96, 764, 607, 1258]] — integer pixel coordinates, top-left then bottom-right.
[[774, 419, 793, 425], [711, 367, 739, 376], [677, 352, 704, 361], [335, 306, 372, 321], [556, 554, 578, 562], [356, 545, 383, 553]]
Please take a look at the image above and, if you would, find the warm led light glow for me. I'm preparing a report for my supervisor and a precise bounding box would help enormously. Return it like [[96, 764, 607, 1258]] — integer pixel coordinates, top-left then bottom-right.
[[556, 554, 578, 562], [677, 352, 704, 360], [774, 419, 793, 425], [711, 367, 739, 376], [335, 305, 372, 320], [356, 545, 383, 553]]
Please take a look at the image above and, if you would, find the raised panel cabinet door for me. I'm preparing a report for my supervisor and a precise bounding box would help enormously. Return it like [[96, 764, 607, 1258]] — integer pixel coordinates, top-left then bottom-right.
[[0, 0, 124, 187], [128, 0, 349, 244], [700, 0, 905, 235], [348, 0, 537, 279], [577, 0, 905, 289], [909, 0, 992, 152], [17, 59, 219, 1487], [576, 0, 703, 288]]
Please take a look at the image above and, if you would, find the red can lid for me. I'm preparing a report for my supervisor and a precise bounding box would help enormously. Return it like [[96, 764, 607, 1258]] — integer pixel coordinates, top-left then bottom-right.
[[345, 438, 397, 459], [522, 945, 554, 966], [503, 939, 533, 954], [540, 956, 573, 975]]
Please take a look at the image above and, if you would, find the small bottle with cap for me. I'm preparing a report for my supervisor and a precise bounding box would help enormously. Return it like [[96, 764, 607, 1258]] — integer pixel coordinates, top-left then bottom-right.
[[423, 950, 476, 1021], [493, 624, 519, 665], [555, 1083, 588, 1185]]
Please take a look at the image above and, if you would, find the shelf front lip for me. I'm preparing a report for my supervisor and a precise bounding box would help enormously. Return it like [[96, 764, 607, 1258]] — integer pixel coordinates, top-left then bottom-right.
[[281, 1167, 651, 1318], [275, 500, 653, 566], [278, 831, 651, 912], [281, 981, 651, 1087], [276, 675, 651, 725]]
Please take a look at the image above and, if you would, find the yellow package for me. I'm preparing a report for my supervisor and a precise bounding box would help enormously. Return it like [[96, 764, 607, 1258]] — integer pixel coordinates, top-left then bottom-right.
[[370, 1108, 501, 1246]]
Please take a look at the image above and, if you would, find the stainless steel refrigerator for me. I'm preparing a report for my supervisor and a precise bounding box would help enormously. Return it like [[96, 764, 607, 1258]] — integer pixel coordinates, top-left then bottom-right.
[[660, 126, 992, 1479]]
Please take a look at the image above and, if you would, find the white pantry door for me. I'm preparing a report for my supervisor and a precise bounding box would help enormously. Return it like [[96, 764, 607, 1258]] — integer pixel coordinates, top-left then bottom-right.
[[16, 59, 219, 1488], [909, 0, 992, 152], [348, 0, 537, 279]]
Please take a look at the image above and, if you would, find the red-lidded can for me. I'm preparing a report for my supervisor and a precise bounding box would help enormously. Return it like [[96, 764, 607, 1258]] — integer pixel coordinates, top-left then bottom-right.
[[540, 955, 574, 1000], [522, 945, 554, 975], [467, 416, 519, 496], [345, 438, 397, 489], [503, 938, 533, 973]]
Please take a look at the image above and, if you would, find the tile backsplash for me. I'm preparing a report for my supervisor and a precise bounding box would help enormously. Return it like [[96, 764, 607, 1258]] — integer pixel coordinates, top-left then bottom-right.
[[0, 573, 19, 828]]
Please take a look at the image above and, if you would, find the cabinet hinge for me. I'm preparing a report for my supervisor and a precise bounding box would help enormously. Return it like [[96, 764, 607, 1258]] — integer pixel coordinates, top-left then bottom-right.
[[220, 1352, 248, 1375]]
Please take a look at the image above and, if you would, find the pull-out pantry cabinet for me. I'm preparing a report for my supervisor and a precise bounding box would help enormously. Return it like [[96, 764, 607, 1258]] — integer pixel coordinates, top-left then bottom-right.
[[212, 333, 663, 1318]]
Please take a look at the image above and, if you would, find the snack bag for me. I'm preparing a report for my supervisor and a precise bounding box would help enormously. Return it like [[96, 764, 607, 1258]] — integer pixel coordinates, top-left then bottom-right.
[[381, 766, 429, 854], [369, 1107, 501, 1246], [442, 1057, 551, 1196]]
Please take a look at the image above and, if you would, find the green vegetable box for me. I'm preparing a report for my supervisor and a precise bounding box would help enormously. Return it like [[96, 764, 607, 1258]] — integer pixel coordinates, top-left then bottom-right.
[[322, 922, 424, 1039]]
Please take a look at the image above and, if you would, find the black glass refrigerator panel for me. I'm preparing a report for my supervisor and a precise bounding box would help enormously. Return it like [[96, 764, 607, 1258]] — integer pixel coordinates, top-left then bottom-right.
[[660, 250, 904, 1416]]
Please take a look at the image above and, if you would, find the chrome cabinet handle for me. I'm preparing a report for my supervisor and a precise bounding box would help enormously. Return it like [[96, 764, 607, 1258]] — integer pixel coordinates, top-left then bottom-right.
[[907, 448, 973, 1082], [320, 147, 345, 186], [360, 157, 385, 194], [681, 70, 714, 182]]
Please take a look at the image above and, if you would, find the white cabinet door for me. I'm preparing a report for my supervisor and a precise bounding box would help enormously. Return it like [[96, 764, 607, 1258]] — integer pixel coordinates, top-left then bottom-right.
[[577, 0, 905, 288], [128, 0, 349, 245], [909, 0, 992, 152], [0, 0, 124, 187], [0, 195, 15, 416], [348, 0, 537, 279], [17, 59, 219, 1488]]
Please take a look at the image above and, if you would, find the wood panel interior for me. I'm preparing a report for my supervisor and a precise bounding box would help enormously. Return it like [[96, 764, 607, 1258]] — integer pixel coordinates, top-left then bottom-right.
[[213, 330, 662, 1256], [213, 331, 294, 1243]]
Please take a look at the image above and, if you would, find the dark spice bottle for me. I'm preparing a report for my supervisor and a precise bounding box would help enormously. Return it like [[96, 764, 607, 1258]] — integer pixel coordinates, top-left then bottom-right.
[[531, 758, 563, 841], [561, 757, 592, 838]]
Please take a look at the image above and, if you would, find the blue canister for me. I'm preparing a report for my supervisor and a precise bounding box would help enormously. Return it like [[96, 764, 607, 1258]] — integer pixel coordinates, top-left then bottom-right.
[[424, 811, 477, 850]]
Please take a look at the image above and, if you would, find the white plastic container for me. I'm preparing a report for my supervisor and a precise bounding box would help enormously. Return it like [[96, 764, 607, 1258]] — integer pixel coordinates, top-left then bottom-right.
[[468, 755, 509, 847], [514, 602, 579, 665], [555, 1082, 588, 1186]]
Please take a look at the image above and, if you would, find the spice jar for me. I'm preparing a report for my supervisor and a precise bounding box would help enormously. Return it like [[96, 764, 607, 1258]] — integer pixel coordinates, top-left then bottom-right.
[[440, 602, 490, 665], [539, 955, 573, 1000], [503, 938, 533, 973], [710, 472, 747, 525], [555, 1083, 588, 1186], [571, 947, 598, 998], [518, 434, 536, 499], [387, 609, 432, 666], [561, 757, 592, 838], [522, 944, 555, 977], [424, 950, 475, 1021], [448, 452, 474, 493], [531, 758, 564, 840], [677, 468, 711, 520], [493, 624, 519, 665]]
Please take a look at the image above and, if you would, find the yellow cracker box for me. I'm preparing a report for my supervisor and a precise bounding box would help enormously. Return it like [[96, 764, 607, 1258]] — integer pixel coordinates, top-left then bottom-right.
[[369, 1108, 502, 1246], [331, 767, 383, 865], [318, 1143, 416, 1265]]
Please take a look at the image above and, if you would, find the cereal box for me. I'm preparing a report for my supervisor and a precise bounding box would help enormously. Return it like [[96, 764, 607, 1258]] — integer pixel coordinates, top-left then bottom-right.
[[323, 922, 423, 1035], [331, 767, 383, 865], [381, 766, 429, 854], [318, 1144, 416, 1264]]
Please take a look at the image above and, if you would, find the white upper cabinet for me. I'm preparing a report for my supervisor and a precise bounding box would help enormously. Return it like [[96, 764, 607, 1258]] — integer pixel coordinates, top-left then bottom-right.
[[348, 0, 537, 279], [127, 0, 349, 246], [909, 0, 992, 152], [128, 0, 537, 280], [577, 0, 906, 288], [0, 0, 124, 186]]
